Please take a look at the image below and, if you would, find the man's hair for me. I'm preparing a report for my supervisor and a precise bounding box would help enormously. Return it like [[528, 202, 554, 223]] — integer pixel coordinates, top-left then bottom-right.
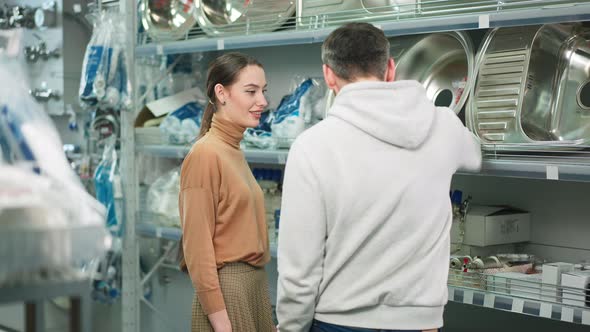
[[321, 22, 390, 81]]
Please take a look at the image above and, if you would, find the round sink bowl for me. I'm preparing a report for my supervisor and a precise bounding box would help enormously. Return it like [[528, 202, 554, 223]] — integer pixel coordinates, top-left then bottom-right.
[[140, 0, 198, 41], [392, 31, 474, 113], [195, 0, 295, 37]]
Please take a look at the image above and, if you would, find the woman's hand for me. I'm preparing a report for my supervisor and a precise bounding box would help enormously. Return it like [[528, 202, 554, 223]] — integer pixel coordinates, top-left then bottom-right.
[[208, 309, 232, 332]]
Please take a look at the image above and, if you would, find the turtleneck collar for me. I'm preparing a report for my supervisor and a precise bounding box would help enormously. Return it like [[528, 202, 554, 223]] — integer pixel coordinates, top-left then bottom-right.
[[208, 114, 245, 149]]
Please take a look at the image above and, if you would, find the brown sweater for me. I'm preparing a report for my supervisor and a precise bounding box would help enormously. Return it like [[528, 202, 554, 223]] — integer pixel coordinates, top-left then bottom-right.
[[179, 114, 270, 315]]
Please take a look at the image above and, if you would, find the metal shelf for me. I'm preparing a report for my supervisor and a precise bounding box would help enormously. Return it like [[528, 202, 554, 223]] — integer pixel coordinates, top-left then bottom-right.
[[0, 269, 90, 304], [457, 158, 590, 182], [138, 144, 590, 182], [136, 2, 590, 56], [136, 223, 278, 258], [136, 223, 182, 242], [448, 285, 590, 325], [447, 269, 590, 326], [137, 144, 289, 165], [0, 269, 92, 332]]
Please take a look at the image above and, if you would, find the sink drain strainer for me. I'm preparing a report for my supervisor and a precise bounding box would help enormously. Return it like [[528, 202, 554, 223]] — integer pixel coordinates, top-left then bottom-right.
[[577, 80, 590, 110], [434, 89, 454, 108]]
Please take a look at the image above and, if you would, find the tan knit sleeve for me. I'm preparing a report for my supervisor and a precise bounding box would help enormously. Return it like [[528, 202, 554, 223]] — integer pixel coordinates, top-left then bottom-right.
[[178, 143, 225, 314], [180, 187, 225, 314]]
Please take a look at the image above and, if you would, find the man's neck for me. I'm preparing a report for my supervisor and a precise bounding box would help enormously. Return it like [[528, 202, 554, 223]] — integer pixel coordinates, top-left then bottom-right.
[[334, 76, 384, 95]]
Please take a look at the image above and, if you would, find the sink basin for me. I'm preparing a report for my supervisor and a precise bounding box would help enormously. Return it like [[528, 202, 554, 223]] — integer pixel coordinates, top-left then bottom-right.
[[419, 0, 580, 16], [297, 1, 584, 29], [195, 0, 295, 37], [467, 23, 590, 148], [297, 0, 418, 28], [140, 0, 199, 41], [323, 31, 474, 115], [391, 31, 474, 113]]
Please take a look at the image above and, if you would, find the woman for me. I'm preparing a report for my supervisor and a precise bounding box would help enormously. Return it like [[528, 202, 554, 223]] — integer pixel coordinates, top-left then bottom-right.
[[179, 52, 273, 332]]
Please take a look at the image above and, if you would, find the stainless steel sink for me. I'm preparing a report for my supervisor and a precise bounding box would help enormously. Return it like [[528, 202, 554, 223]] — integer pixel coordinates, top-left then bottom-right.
[[140, 0, 199, 41], [467, 23, 590, 148], [417, 0, 577, 16], [391, 31, 474, 113], [297, 1, 583, 28], [195, 0, 295, 37], [297, 0, 418, 28], [323, 31, 474, 115]]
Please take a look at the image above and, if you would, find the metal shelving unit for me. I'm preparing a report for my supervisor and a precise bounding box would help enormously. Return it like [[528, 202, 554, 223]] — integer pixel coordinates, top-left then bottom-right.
[[0, 269, 92, 332], [137, 144, 289, 165], [448, 286, 590, 325], [136, 1, 590, 56], [447, 270, 590, 326], [122, 1, 590, 331], [136, 223, 278, 258], [137, 143, 590, 182]]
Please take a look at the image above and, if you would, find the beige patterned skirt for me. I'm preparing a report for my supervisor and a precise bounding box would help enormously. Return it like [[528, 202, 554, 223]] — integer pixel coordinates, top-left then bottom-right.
[[191, 262, 274, 332]]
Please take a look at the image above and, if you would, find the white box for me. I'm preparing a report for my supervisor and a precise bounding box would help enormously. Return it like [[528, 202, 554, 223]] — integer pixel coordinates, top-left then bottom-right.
[[562, 270, 590, 307], [464, 206, 530, 246], [541, 262, 574, 302]]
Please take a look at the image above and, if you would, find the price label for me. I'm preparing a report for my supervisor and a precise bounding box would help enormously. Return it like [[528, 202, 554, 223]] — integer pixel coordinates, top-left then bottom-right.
[[546, 165, 559, 180], [278, 153, 287, 164], [479, 14, 490, 28]]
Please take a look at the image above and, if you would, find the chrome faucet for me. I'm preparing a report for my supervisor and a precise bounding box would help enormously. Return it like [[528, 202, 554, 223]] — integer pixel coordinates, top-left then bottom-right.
[[25, 41, 60, 62]]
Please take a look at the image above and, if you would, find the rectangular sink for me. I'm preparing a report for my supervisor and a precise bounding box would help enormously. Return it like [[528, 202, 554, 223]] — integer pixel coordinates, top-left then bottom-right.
[[521, 24, 590, 143], [468, 23, 590, 149]]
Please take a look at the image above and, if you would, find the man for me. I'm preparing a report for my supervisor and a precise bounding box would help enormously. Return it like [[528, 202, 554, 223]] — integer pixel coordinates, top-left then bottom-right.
[[276, 22, 482, 332]]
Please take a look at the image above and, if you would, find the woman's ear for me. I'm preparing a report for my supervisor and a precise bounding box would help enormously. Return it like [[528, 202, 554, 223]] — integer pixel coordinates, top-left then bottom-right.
[[214, 83, 226, 105]]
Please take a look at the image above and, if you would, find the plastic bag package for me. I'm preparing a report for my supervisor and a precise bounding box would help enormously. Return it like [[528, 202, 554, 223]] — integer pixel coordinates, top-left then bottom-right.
[[137, 153, 179, 186], [271, 77, 328, 148], [0, 30, 109, 282], [146, 168, 181, 227], [79, 11, 131, 111], [137, 53, 204, 105], [300, 78, 328, 127], [243, 111, 277, 149], [159, 101, 204, 145], [244, 128, 278, 150], [94, 139, 121, 237]]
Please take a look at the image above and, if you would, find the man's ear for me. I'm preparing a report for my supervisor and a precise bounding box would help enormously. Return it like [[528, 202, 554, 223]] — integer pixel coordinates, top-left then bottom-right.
[[385, 57, 395, 82], [323, 64, 339, 92]]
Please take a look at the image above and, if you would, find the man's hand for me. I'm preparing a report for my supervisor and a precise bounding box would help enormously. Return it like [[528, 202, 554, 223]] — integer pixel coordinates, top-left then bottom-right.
[[208, 309, 232, 332]]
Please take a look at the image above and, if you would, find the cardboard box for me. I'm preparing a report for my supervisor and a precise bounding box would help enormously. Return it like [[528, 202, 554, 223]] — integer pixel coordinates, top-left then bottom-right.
[[541, 262, 574, 302], [464, 205, 530, 246], [562, 270, 590, 307], [134, 88, 206, 128]]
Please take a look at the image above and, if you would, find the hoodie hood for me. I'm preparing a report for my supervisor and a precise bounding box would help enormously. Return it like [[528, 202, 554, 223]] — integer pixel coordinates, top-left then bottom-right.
[[328, 80, 436, 149]]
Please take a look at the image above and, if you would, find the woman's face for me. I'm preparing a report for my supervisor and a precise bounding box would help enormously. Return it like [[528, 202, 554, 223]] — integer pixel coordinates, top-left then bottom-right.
[[216, 65, 268, 128]]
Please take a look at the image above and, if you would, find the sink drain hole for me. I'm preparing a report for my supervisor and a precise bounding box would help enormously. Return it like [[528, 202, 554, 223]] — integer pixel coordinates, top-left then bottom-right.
[[434, 89, 454, 108], [578, 80, 590, 110]]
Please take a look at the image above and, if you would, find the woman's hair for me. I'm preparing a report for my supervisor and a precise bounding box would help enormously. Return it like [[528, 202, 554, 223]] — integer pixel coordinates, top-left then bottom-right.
[[198, 52, 263, 139]]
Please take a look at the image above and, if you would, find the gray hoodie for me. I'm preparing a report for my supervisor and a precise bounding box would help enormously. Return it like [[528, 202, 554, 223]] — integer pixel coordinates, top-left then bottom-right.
[[277, 80, 481, 331]]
